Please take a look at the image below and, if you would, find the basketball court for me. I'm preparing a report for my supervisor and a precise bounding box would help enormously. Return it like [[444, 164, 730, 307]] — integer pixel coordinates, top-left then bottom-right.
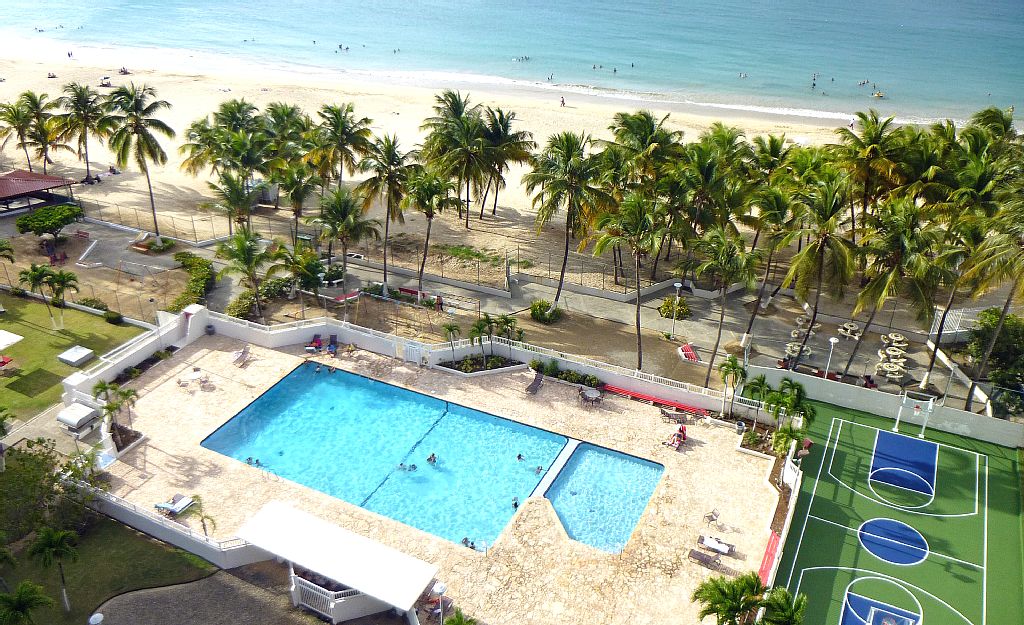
[[776, 396, 1024, 625]]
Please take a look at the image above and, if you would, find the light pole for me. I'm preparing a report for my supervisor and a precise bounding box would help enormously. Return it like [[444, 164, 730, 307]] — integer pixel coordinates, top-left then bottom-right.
[[825, 337, 839, 375], [670, 282, 682, 339]]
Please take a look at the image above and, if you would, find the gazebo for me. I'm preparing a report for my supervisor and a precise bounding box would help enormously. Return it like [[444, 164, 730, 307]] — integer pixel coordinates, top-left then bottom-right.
[[0, 169, 77, 213]]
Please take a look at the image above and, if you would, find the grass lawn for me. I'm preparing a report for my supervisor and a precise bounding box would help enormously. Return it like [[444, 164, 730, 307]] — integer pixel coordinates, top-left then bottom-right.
[[0, 294, 144, 420], [0, 516, 216, 625]]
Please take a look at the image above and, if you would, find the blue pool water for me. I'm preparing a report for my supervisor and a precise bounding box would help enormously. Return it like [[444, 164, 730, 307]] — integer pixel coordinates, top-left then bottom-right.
[[202, 363, 567, 546], [546, 444, 664, 553]]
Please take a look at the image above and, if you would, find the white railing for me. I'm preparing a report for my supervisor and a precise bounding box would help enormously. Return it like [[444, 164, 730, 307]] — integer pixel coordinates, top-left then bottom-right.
[[294, 576, 334, 617]]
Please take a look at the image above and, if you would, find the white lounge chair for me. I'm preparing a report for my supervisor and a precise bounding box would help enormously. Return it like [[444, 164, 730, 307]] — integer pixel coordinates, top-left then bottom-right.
[[154, 494, 194, 516], [232, 344, 251, 366]]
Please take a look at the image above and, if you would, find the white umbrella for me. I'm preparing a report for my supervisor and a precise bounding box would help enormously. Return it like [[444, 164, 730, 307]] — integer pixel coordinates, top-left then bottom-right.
[[0, 330, 22, 351]]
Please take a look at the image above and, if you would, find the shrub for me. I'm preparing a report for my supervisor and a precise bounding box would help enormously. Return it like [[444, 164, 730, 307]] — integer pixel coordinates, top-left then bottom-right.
[[103, 310, 123, 324], [530, 300, 563, 324], [583, 374, 601, 387], [125, 366, 142, 379], [15, 204, 83, 236], [77, 297, 109, 311], [486, 356, 504, 370], [529, 359, 544, 372], [543, 359, 560, 377], [146, 238, 176, 253], [743, 429, 761, 448], [322, 264, 345, 283], [658, 296, 691, 320], [459, 356, 476, 373], [10, 287, 26, 297], [168, 252, 215, 313], [258, 277, 291, 299], [154, 350, 172, 360], [50, 296, 64, 308], [225, 290, 257, 319]]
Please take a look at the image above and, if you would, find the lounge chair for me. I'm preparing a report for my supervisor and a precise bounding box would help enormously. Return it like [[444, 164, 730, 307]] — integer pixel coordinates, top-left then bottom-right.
[[525, 371, 543, 395], [688, 548, 720, 569], [698, 535, 735, 555], [154, 494, 194, 516], [305, 334, 322, 353], [660, 406, 688, 423], [327, 334, 338, 356], [232, 344, 251, 366], [703, 509, 720, 526]]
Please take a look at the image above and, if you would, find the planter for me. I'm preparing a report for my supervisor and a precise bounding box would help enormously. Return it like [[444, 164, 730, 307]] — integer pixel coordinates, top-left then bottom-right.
[[437, 355, 525, 375]]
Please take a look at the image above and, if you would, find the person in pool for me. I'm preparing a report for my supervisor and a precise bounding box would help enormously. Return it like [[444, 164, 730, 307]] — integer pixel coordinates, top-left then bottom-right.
[[398, 463, 407, 471], [427, 453, 437, 465], [535, 466, 543, 475], [516, 453, 524, 461]]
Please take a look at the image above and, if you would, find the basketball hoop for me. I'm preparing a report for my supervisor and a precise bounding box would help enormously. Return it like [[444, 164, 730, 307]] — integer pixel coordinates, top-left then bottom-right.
[[913, 405, 921, 418]]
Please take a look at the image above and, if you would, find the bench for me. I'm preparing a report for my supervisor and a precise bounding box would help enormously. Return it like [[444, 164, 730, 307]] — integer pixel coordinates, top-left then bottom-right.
[[74, 230, 90, 239], [688, 548, 720, 569], [679, 343, 700, 362], [601, 384, 710, 416]]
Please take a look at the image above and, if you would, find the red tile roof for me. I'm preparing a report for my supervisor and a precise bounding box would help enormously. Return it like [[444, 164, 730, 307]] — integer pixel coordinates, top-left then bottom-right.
[[0, 170, 76, 201]]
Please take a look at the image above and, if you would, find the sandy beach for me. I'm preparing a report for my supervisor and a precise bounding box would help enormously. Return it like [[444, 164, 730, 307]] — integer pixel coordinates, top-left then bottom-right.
[[0, 34, 842, 224]]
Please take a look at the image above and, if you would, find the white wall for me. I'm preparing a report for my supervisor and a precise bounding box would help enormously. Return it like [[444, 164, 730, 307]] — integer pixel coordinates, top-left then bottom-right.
[[333, 593, 394, 622]]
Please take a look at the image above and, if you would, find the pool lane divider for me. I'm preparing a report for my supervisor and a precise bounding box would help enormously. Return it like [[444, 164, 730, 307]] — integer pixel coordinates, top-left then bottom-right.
[[532, 439, 581, 498]]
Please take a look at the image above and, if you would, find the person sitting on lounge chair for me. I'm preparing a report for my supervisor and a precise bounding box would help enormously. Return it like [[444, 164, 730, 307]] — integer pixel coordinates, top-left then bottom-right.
[[154, 493, 194, 516], [663, 431, 685, 450]]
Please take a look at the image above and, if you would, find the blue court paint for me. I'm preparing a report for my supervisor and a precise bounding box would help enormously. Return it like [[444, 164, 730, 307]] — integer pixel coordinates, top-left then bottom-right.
[[843, 592, 920, 625], [857, 519, 929, 565], [870, 431, 938, 495]]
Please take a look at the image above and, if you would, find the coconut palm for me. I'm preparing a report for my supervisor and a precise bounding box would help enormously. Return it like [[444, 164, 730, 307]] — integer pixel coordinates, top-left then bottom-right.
[[105, 83, 176, 242], [481, 107, 535, 215], [436, 114, 489, 228], [179, 494, 217, 537], [742, 185, 801, 341], [23, 117, 72, 175], [308, 188, 382, 295], [840, 197, 942, 379], [215, 227, 276, 322], [18, 264, 56, 327], [718, 355, 747, 417], [0, 581, 54, 625], [833, 109, 903, 246], [605, 110, 683, 187], [693, 227, 761, 386], [178, 117, 221, 177], [782, 176, 855, 370], [0, 100, 36, 171], [402, 169, 460, 294], [27, 527, 78, 613], [306, 103, 372, 187], [524, 131, 612, 311], [55, 83, 110, 180], [442, 322, 461, 364], [207, 170, 260, 235], [592, 192, 665, 370], [691, 572, 766, 625], [0, 239, 15, 264], [212, 98, 260, 134], [275, 163, 321, 246], [761, 587, 807, 625], [356, 134, 411, 293], [270, 241, 321, 319], [44, 269, 79, 329], [421, 90, 481, 222]]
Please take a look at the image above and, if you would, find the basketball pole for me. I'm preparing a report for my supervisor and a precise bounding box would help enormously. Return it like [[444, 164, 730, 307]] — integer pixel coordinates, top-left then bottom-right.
[[893, 397, 905, 432], [918, 400, 931, 439]]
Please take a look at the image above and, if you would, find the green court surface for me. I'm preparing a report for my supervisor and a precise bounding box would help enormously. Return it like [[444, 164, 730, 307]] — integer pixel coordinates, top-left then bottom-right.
[[775, 402, 1024, 625]]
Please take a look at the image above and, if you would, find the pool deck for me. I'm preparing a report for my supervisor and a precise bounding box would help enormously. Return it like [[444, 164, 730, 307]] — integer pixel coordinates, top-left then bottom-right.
[[105, 335, 779, 625]]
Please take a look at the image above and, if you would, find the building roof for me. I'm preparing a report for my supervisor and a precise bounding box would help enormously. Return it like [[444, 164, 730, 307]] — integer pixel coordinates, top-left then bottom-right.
[[235, 501, 439, 611], [0, 170, 75, 201]]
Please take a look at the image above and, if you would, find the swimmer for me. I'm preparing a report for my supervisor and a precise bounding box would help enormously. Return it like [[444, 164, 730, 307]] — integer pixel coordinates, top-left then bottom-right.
[[398, 463, 407, 471], [535, 466, 543, 475], [328, 366, 335, 373], [254, 459, 263, 467], [246, 457, 254, 465], [427, 453, 437, 465], [315, 364, 322, 373], [512, 497, 519, 509], [409, 464, 418, 471], [469, 541, 476, 550], [461, 537, 470, 547], [516, 453, 524, 461]]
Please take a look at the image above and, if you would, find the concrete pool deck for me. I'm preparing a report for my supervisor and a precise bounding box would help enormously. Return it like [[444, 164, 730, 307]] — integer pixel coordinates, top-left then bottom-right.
[[104, 335, 778, 625]]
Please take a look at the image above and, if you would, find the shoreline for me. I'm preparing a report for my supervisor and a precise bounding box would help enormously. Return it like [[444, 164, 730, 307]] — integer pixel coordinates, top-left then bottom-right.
[[0, 30, 969, 127]]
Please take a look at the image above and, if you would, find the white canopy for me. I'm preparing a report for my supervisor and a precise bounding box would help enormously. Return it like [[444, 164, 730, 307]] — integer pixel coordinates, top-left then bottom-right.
[[57, 402, 98, 429], [0, 330, 23, 351], [236, 502, 438, 611]]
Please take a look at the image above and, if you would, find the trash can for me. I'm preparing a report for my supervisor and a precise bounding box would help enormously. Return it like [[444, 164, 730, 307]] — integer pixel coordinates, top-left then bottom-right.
[[205, 324, 216, 336], [736, 421, 746, 435]]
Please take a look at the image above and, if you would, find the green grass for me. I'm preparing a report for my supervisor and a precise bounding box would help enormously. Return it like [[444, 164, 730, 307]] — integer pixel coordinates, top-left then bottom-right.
[[433, 244, 504, 266], [775, 401, 1023, 625], [0, 294, 144, 419], [0, 516, 216, 625]]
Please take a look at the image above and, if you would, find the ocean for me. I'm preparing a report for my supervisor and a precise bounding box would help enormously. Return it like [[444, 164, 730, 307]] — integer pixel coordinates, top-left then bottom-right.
[[4, 0, 1022, 122]]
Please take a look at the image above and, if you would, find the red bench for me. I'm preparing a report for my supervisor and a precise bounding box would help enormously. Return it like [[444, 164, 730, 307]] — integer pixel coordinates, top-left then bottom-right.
[[600, 384, 709, 416], [74, 230, 90, 239], [680, 343, 700, 362]]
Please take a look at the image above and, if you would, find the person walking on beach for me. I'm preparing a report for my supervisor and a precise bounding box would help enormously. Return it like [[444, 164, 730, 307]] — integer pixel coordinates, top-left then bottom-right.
[[560, 97, 565, 107]]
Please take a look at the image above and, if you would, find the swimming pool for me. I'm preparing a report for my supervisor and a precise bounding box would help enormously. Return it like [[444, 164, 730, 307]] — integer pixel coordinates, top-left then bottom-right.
[[546, 444, 664, 553], [202, 363, 567, 546]]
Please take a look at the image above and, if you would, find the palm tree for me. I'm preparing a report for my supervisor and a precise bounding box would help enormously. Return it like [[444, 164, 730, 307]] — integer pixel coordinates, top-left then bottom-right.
[[782, 176, 855, 370], [306, 103, 372, 187], [495, 313, 519, 359], [833, 109, 903, 247], [309, 188, 382, 291], [421, 90, 482, 222], [105, 83, 176, 242], [356, 134, 411, 294], [840, 197, 941, 379], [592, 192, 665, 370], [18, 264, 56, 327], [763, 390, 788, 428], [437, 115, 489, 228], [115, 386, 139, 431], [0, 239, 15, 264], [524, 131, 612, 311], [215, 227, 277, 322], [772, 422, 807, 456], [402, 169, 460, 294], [55, 83, 110, 180], [442, 322, 461, 364], [0, 100, 36, 171], [691, 572, 766, 625], [693, 227, 761, 386], [276, 163, 321, 245], [442, 607, 477, 625], [44, 269, 79, 329], [719, 355, 747, 417], [780, 377, 816, 425], [760, 587, 808, 625], [207, 170, 260, 235], [23, 117, 72, 175], [468, 317, 490, 363], [271, 241, 321, 319], [481, 107, 535, 216], [27, 527, 78, 613], [745, 374, 772, 427], [742, 186, 801, 341], [179, 494, 217, 537], [0, 581, 54, 625]]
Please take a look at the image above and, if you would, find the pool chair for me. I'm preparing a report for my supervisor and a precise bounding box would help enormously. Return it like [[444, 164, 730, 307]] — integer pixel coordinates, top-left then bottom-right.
[[305, 334, 322, 353], [154, 494, 194, 517], [326, 334, 338, 356], [703, 508, 720, 526], [232, 344, 251, 367], [525, 370, 543, 395]]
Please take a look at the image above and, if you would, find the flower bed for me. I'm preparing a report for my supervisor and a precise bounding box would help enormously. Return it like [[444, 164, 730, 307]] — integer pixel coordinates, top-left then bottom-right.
[[438, 355, 523, 374]]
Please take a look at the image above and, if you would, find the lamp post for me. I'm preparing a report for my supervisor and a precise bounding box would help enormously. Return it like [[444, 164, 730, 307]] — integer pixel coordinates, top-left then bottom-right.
[[671, 282, 682, 339], [825, 337, 839, 374]]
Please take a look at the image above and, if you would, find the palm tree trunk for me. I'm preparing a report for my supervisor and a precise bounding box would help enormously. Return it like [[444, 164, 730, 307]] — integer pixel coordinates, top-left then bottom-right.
[[419, 216, 432, 294], [704, 286, 727, 386], [648, 231, 668, 280], [479, 177, 491, 219], [21, 137, 33, 172], [83, 129, 92, 179], [292, 208, 299, 247], [841, 301, 879, 379], [464, 178, 471, 229], [383, 205, 392, 292], [791, 250, 825, 371], [251, 274, 264, 321], [492, 173, 501, 215], [744, 247, 775, 337], [341, 241, 350, 320], [58, 561, 71, 612], [551, 215, 571, 310], [965, 275, 1020, 411], [634, 253, 643, 370], [142, 163, 162, 241], [920, 285, 958, 389]]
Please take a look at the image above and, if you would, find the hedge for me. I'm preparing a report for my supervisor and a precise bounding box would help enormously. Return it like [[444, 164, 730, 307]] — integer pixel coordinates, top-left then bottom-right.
[[167, 252, 215, 313]]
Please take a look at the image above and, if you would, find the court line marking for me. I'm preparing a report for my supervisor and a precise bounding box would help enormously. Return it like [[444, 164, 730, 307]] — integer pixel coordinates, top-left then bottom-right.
[[845, 590, 921, 625], [855, 517, 929, 567], [795, 567, 977, 625], [808, 514, 983, 569], [868, 430, 939, 494], [784, 417, 838, 589], [982, 455, 988, 625], [826, 420, 982, 518]]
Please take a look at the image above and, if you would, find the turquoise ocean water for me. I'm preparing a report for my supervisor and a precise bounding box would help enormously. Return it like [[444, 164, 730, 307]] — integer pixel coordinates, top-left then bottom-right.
[[4, 0, 1022, 121]]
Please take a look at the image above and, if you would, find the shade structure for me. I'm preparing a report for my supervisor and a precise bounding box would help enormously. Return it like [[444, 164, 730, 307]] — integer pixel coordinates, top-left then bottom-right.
[[0, 330, 22, 351], [0, 169, 75, 201], [235, 501, 438, 612], [56, 402, 98, 429]]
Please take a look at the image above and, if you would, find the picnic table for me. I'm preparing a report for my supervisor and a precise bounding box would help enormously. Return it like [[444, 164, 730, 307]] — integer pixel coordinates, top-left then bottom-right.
[[580, 388, 601, 406]]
